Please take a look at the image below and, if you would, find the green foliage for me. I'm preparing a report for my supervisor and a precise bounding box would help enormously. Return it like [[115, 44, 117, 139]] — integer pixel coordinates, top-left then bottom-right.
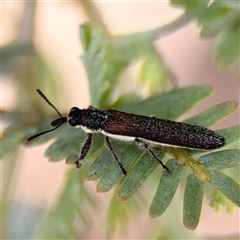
[[170, 0, 240, 67], [35, 169, 98, 239], [80, 19, 177, 108], [2, 4, 239, 238], [149, 159, 184, 217], [209, 170, 240, 208], [183, 174, 204, 230], [28, 24, 240, 236]]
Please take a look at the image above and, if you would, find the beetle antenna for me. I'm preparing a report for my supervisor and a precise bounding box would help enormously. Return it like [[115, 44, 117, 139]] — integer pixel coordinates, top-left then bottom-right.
[[36, 89, 62, 118], [26, 90, 67, 142], [26, 124, 63, 141]]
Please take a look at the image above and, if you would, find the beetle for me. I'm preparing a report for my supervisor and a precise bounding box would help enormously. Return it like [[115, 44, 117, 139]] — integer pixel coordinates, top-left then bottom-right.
[[27, 89, 225, 174]]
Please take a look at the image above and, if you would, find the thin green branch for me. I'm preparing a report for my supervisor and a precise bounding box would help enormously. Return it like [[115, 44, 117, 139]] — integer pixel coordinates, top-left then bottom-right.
[[143, 13, 192, 41], [114, 13, 191, 41]]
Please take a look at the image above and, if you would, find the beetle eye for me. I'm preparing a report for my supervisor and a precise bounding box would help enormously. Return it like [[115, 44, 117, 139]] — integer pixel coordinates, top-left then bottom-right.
[[69, 118, 78, 127]]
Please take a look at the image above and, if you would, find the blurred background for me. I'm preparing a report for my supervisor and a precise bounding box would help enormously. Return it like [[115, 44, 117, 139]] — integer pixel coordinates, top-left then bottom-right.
[[1, 1, 239, 239]]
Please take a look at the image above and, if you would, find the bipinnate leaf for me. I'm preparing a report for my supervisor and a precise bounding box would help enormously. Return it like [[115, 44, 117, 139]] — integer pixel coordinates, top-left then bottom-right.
[[96, 144, 142, 193], [36, 169, 96, 239], [85, 147, 112, 181], [217, 125, 240, 145], [24, 24, 240, 238], [122, 85, 213, 119], [199, 149, 240, 170], [209, 171, 240, 207], [184, 101, 238, 127], [183, 174, 204, 230], [38, 22, 240, 238], [2, 17, 239, 240], [171, 1, 240, 66], [80, 24, 128, 108], [149, 159, 184, 217], [117, 153, 160, 201], [45, 126, 85, 161], [80, 23, 92, 52]]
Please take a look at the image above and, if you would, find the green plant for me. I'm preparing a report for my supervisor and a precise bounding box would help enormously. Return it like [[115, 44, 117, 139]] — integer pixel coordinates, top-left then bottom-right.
[[1, 1, 239, 239], [171, 0, 240, 67]]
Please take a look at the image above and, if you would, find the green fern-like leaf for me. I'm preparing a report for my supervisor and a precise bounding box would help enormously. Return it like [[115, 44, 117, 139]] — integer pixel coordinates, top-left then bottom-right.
[[27, 24, 239, 234], [2, 5, 239, 237], [183, 174, 204, 230], [35, 169, 98, 239], [3, 22, 238, 238], [170, 0, 240, 66], [149, 159, 184, 217]]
